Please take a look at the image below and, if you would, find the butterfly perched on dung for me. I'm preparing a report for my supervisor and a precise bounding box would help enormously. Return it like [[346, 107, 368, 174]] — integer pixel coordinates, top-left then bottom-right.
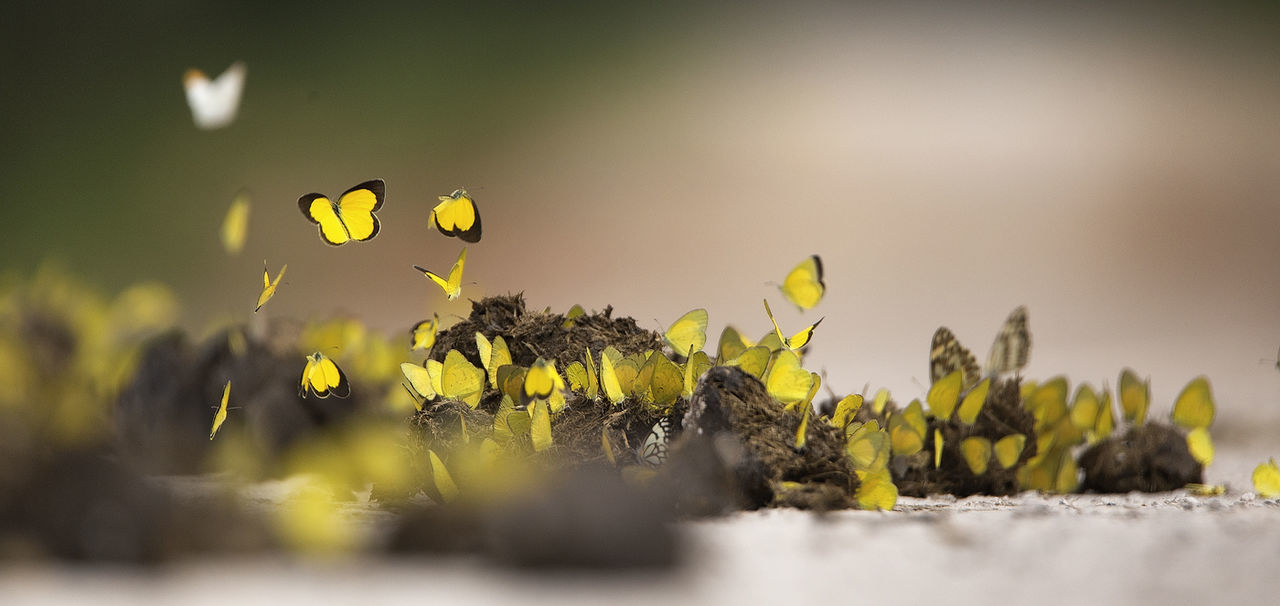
[[298, 179, 385, 246], [638, 417, 673, 468], [930, 306, 1030, 390]]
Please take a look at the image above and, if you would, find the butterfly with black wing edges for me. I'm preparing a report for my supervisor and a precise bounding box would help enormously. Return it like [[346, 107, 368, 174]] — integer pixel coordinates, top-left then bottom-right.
[[299, 352, 351, 399], [429, 188, 482, 243], [298, 179, 385, 246], [638, 417, 672, 468]]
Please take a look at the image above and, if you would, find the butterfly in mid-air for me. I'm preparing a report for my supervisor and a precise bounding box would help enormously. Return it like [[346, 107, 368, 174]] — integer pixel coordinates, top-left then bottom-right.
[[638, 417, 673, 468], [299, 352, 351, 399], [780, 255, 825, 311], [410, 314, 439, 351], [255, 262, 286, 312], [429, 188, 482, 242], [183, 61, 246, 130], [763, 299, 823, 350], [414, 247, 467, 300], [209, 380, 231, 440], [220, 190, 250, 254], [298, 179, 385, 246]]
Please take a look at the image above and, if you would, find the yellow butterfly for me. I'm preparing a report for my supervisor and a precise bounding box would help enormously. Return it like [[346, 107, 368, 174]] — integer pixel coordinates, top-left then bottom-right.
[[440, 349, 485, 408], [209, 380, 231, 440], [400, 362, 435, 409], [1186, 427, 1214, 466], [476, 332, 513, 388], [410, 314, 439, 351], [414, 247, 467, 300], [780, 254, 825, 311], [1118, 368, 1150, 425], [427, 450, 460, 503], [956, 378, 989, 425], [846, 420, 890, 472], [926, 370, 963, 420], [429, 188, 482, 243], [855, 469, 898, 511], [765, 349, 813, 405], [993, 434, 1026, 469], [960, 437, 992, 475], [664, 308, 708, 357], [299, 352, 350, 399], [682, 350, 712, 399], [829, 394, 864, 430], [888, 400, 927, 456], [522, 357, 565, 406], [762, 299, 822, 350], [716, 325, 753, 362], [1171, 376, 1215, 430], [255, 262, 286, 312], [1253, 458, 1280, 498], [530, 399, 553, 452], [183, 61, 245, 130], [600, 351, 626, 405], [298, 179, 385, 246], [220, 190, 250, 254]]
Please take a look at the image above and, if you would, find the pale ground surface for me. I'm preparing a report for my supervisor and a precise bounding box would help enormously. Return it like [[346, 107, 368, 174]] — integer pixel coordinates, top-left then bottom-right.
[[2, 440, 1278, 606]]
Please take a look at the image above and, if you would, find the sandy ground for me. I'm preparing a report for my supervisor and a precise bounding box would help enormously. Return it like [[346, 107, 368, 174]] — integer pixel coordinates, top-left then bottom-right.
[[2, 441, 1278, 606]]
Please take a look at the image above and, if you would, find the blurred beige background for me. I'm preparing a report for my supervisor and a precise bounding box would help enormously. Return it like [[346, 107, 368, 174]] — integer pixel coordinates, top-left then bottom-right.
[[3, 3, 1278, 430]]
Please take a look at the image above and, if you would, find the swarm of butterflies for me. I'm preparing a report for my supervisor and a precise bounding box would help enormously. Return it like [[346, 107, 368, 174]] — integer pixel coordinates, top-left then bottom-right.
[[190, 61, 1280, 511]]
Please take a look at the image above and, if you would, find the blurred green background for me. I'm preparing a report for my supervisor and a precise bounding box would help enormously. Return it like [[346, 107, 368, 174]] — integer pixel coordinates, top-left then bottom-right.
[[4, 2, 1280, 428]]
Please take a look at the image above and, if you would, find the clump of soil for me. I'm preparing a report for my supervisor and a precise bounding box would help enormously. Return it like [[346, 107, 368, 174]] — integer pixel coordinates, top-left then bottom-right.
[[674, 366, 858, 511], [891, 378, 1037, 497], [430, 294, 665, 373], [1078, 423, 1202, 493]]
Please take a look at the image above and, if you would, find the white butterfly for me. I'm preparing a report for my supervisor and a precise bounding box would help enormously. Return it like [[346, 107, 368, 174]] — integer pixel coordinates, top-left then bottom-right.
[[183, 61, 246, 130], [638, 417, 672, 468]]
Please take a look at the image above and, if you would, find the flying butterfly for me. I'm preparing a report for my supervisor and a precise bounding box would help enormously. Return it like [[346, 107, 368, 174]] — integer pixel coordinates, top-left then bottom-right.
[[410, 314, 439, 351], [763, 299, 823, 350], [220, 190, 250, 254], [255, 262, 287, 312], [183, 61, 246, 130], [414, 247, 467, 301], [298, 179, 385, 246], [428, 188, 482, 243], [209, 380, 231, 440], [780, 255, 825, 311], [929, 326, 981, 390], [639, 417, 672, 468], [299, 352, 351, 399], [986, 306, 1030, 377]]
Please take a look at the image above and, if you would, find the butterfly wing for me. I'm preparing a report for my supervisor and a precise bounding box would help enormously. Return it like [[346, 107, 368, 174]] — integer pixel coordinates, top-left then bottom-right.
[[986, 306, 1030, 376], [930, 327, 980, 390], [220, 191, 250, 254], [335, 179, 385, 242], [639, 417, 672, 467], [299, 194, 351, 245], [664, 308, 708, 357]]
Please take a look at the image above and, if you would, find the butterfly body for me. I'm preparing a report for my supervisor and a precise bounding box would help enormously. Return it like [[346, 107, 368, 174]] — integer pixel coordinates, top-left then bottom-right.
[[298, 179, 385, 246]]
